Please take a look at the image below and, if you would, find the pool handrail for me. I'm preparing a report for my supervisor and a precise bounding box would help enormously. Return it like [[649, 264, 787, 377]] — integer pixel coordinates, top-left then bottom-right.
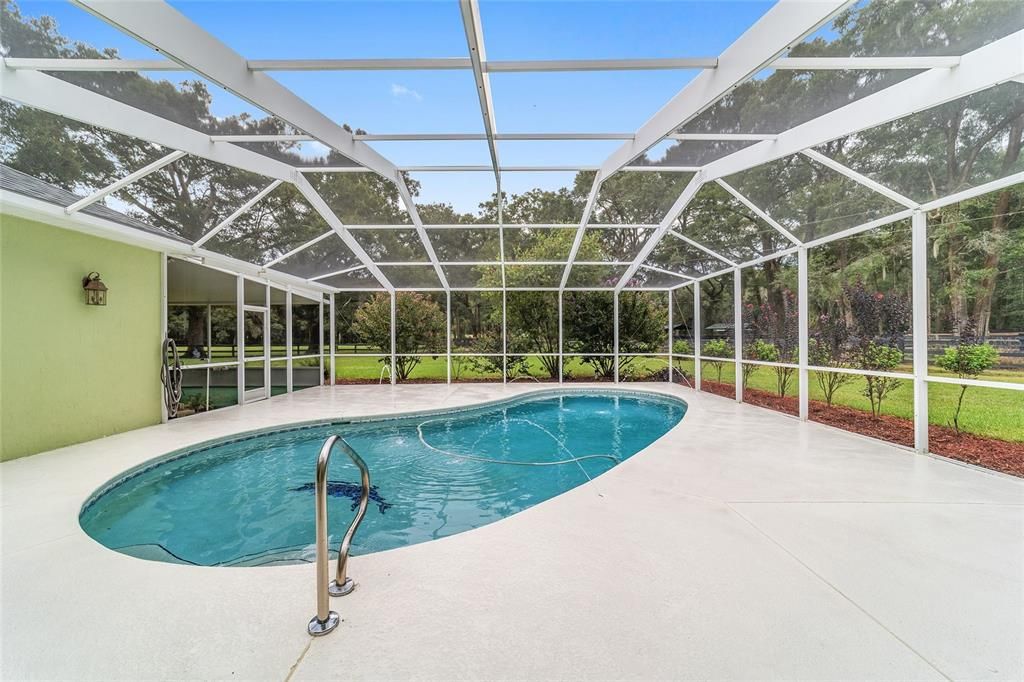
[[329, 438, 370, 598], [306, 434, 371, 637]]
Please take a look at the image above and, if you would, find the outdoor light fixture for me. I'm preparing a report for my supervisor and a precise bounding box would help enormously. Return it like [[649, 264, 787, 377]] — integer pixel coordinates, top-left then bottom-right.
[[82, 272, 108, 306]]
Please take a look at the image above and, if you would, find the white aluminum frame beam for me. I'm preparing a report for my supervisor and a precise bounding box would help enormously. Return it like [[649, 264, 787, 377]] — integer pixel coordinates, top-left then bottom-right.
[[303, 165, 700, 173], [459, 0, 501, 185], [64, 149, 185, 214], [0, 68, 295, 181], [1, 57, 182, 71], [73, 0, 398, 179], [666, 133, 777, 141], [669, 230, 737, 267], [310, 265, 366, 282], [695, 30, 1024, 183], [458, 0, 505, 288], [599, 0, 851, 176], [249, 58, 472, 71], [292, 174, 394, 291], [394, 179, 451, 289], [263, 229, 335, 267], [2, 188, 335, 297], [640, 264, 695, 281], [212, 134, 315, 143], [3, 55, 959, 73], [715, 178, 802, 245], [632, 29, 1024, 279], [800, 149, 919, 209], [772, 56, 960, 70], [484, 58, 717, 72], [212, 132, 778, 142], [193, 179, 283, 248], [614, 174, 705, 291], [74, 0, 448, 290], [559, 180, 603, 288]]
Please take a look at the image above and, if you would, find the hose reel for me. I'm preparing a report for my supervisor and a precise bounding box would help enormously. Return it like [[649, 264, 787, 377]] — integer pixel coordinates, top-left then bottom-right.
[[161, 338, 184, 418]]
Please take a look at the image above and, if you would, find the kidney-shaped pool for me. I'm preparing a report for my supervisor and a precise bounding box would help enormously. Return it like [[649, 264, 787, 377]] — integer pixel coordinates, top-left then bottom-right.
[[80, 390, 686, 566]]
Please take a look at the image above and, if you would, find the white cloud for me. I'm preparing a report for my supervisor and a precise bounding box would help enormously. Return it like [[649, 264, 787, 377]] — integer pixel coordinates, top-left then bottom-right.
[[390, 83, 423, 102]]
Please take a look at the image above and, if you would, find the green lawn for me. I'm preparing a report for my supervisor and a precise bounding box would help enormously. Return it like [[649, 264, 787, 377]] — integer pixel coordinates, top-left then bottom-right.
[[184, 347, 1021, 442], [671, 358, 1024, 442], [331, 354, 673, 382]]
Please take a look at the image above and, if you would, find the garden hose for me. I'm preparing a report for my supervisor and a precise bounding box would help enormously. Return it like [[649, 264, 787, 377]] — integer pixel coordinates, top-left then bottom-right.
[[161, 338, 184, 419]]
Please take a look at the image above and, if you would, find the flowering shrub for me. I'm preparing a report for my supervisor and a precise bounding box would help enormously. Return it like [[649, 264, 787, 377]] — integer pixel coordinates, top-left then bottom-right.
[[809, 312, 855, 406], [744, 289, 798, 396], [843, 281, 911, 418]]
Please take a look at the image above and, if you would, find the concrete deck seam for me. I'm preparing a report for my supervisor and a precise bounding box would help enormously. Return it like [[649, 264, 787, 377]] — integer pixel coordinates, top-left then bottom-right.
[[4, 530, 81, 557], [724, 501, 956, 682], [284, 637, 313, 682]]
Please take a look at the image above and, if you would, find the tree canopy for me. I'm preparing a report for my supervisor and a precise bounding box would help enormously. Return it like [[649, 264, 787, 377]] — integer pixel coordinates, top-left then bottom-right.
[[1, 0, 1021, 340]]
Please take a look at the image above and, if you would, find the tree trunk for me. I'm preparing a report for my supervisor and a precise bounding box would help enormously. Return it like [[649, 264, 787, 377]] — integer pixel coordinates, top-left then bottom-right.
[[971, 117, 1022, 336], [972, 190, 1010, 337], [185, 307, 206, 359], [943, 205, 966, 332]]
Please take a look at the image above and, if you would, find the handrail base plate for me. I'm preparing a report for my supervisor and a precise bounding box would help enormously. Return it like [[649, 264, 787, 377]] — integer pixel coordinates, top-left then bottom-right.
[[329, 577, 355, 597], [307, 611, 340, 636]]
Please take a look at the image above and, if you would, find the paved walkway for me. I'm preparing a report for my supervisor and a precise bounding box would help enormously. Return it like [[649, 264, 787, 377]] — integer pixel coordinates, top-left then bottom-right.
[[2, 383, 1021, 680]]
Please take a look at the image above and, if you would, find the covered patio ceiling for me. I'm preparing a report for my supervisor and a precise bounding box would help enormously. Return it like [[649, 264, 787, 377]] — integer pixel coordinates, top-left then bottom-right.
[[1, 0, 1021, 294]]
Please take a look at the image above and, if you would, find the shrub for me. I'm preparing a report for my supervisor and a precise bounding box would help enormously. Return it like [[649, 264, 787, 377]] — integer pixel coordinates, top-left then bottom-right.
[[808, 313, 855, 406], [469, 353, 529, 381], [672, 339, 693, 355], [352, 293, 444, 381], [844, 282, 911, 418], [742, 339, 778, 388], [859, 342, 904, 417], [451, 355, 470, 381], [935, 320, 999, 433], [745, 290, 798, 396], [701, 339, 732, 382]]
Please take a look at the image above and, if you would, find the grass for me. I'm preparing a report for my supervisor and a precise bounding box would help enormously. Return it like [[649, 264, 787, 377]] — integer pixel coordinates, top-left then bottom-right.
[[331, 354, 676, 382], [181, 344, 1022, 442], [670, 358, 1024, 443]]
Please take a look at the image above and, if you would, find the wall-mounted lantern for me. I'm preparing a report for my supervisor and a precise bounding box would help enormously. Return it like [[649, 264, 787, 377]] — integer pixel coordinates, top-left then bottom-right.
[[82, 272, 108, 306]]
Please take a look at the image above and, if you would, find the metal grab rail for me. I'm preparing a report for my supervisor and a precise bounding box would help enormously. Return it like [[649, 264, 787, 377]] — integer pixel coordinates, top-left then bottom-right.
[[307, 435, 371, 637]]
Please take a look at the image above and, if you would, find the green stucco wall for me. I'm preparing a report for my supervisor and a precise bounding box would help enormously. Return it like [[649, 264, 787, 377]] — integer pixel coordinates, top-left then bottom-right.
[[1, 214, 162, 461]]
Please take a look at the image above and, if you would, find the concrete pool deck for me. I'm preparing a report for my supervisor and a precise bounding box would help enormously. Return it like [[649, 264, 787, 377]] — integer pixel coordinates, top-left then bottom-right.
[[1, 382, 1021, 680]]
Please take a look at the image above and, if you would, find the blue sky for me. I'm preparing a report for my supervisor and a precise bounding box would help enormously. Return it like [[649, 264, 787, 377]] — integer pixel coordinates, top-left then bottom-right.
[[20, 0, 774, 212]]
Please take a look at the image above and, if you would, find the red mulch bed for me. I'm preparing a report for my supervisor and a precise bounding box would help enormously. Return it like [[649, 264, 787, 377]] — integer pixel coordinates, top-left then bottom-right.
[[697, 382, 1024, 478], [743, 386, 800, 416], [927, 427, 1024, 477], [810, 403, 1024, 478], [699, 379, 737, 399]]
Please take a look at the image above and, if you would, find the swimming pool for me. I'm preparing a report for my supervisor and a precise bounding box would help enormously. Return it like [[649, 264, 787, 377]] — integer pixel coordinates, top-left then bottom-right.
[[80, 390, 686, 566]]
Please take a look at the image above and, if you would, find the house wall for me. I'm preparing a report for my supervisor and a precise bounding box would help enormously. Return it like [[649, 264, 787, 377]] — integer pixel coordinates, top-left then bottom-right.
[[0, 213, 162, 461]]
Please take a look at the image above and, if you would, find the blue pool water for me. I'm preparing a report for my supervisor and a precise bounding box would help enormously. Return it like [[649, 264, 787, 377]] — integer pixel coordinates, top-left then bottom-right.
[[80, 391, 686, 566]]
